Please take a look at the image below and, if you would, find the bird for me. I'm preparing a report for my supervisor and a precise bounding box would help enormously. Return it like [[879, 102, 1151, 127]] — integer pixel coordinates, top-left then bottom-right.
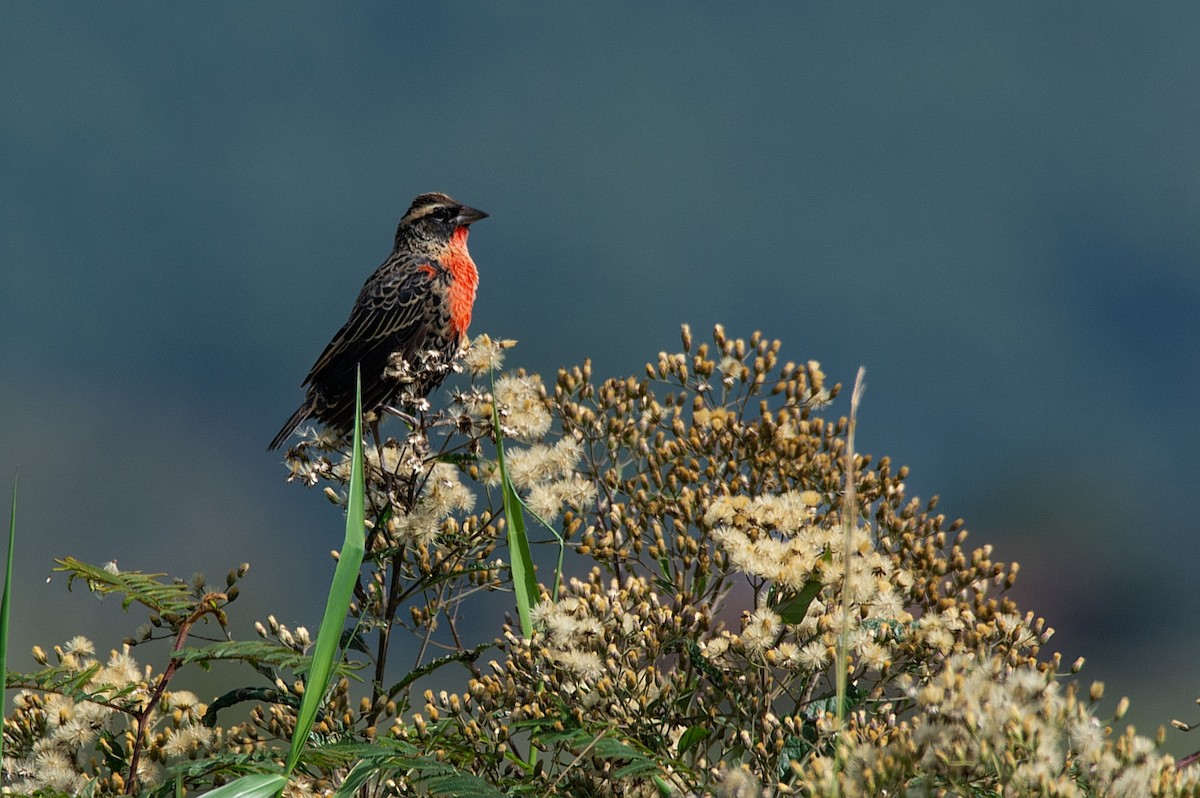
[[269, 192, 488, 451]]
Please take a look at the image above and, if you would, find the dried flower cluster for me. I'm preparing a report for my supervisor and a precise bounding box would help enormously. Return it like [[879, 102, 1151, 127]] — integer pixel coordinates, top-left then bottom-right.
[[4, 638, 217, 793], [797, 652, 1194, 797], [5, 327, 1197, 796], [403, 326, 1197, 795]]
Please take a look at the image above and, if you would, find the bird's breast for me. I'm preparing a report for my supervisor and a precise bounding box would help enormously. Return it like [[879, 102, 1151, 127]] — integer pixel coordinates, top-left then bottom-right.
[[443, 227, 479, 339]]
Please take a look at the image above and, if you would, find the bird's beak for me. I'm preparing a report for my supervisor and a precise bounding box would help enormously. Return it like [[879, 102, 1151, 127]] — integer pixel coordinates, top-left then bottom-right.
[[454, 205, 489, 227]]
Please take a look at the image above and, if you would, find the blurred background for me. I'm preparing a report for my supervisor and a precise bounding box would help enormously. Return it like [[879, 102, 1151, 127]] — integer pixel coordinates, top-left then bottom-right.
[[3, 4, 1198, 754]]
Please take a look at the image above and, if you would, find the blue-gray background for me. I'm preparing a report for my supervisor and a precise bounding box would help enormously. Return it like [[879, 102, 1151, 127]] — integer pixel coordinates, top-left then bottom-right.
[[3, 4, 1198, 753]]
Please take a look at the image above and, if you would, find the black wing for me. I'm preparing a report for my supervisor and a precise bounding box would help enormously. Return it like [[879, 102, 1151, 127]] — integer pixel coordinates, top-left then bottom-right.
[[303, 253, 443, 427]]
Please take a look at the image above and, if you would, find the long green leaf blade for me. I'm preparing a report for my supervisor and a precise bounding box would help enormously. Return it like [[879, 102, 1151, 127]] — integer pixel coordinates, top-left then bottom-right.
[[192, 773, 287, 798], [492, 400, 538, 638], [283, 368, 367, 776], [0, 473, 15, 769]]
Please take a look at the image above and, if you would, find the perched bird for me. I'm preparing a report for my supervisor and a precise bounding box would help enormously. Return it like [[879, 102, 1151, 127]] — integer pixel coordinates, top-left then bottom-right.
[[269, 192, 488, 451]]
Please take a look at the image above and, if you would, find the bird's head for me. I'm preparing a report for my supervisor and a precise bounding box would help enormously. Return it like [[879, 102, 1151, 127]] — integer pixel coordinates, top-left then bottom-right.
[[395, 192, 488, 250]]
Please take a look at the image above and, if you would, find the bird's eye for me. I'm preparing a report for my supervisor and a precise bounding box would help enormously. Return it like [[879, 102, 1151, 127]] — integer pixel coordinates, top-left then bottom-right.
[[432, 206, 455, 222]]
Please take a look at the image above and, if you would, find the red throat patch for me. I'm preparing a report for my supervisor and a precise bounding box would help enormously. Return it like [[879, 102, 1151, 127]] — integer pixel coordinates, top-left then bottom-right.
[[444, 227, 479, 340]]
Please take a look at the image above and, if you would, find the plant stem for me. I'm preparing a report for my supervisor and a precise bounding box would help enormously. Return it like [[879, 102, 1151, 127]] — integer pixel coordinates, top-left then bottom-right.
[[125, 593, 225, 794]]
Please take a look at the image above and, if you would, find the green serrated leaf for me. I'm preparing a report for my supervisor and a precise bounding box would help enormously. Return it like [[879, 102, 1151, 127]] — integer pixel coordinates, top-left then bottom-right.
[[201, 686, 298, 728], [421, 768, 509, 798], [175, 640, 310, 670], [7, 661, 117, 704], [382, 642, 491, 699], [55, 556, 214, 622], [592, 735, 640, 758]]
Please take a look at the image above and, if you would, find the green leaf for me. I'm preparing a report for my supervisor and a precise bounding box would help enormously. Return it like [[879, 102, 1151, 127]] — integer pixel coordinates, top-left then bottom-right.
[[777, 733, 814, 781], [776, 577, 823, 624], [283, 368, 367, 777], [332, 742, 508, 798], [192, 773, 287, 798], [422, 771, 509, 797], [0, 473, 15, 769], [676, 725, 708, 756], [332, 758, 379, 797], [339, 626, 370, 654], [777, 546, 830, 624], [175, 639, 363, 674], [805, 683, 866, 720], [55, 556, 199, 617], [492, 388, 539, 638], [382, 642, 491, 698], [201, 686, 298, 728]]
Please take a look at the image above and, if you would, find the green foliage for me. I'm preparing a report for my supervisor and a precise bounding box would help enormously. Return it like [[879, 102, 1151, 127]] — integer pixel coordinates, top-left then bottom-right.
[[332, 738, 510, 798], [4, 328, 1198, 797], [57, 556, 219, 620], [174, 639, 359, 677], [4, 562, 246, 792]]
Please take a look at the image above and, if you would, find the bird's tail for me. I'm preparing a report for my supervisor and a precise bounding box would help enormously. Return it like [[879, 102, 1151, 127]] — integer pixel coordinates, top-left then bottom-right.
[[268, 403, 311, 451]]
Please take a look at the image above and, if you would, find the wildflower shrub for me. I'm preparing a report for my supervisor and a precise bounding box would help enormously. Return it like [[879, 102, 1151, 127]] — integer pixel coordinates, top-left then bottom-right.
[[4, 325, 1195, 795]]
